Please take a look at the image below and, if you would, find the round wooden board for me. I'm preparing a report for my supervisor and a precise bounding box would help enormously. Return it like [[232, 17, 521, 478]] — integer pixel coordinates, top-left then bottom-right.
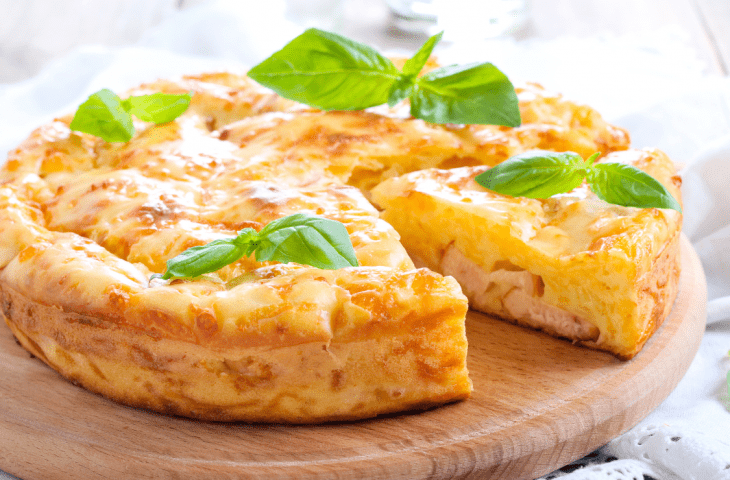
[[0, 235, 707, 480]]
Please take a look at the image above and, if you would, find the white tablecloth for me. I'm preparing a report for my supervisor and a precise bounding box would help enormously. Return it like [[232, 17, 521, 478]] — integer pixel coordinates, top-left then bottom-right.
[[0, 2, 728, 479]]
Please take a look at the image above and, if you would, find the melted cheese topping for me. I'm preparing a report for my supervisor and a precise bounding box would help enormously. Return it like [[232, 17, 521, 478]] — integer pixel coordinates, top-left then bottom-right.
[[216, 82, 629, 192]]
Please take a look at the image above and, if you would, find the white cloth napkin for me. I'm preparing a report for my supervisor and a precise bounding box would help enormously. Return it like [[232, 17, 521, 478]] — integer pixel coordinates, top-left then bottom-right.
[[0, 3, 728, 479]]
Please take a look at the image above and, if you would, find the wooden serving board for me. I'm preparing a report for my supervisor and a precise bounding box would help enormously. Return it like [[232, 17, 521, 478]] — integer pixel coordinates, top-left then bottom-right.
[[0, 235, 707, 480]]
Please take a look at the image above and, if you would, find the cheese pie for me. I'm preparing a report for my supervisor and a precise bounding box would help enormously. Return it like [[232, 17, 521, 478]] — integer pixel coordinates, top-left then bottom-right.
[[0, 71, 677, 422]]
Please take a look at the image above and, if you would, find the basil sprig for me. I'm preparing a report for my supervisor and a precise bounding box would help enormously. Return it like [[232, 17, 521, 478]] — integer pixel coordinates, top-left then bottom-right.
[[70, 89, 192, 143], [475, 151, 682, 212], [247, 28, 520, 127], [153, 213, 358, 281]]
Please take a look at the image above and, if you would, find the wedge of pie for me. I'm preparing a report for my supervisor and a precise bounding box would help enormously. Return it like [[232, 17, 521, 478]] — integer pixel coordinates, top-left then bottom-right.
[[0, 71, 673, 422], [371, 148, 682, 359]]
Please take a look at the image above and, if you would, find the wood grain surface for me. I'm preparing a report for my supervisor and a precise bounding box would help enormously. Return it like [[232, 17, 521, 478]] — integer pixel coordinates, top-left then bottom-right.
[[0, 235, 707, 480]]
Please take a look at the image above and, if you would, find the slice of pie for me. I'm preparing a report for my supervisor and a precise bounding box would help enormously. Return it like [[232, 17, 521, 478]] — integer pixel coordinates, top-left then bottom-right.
[[371, 149, 682, 359], [0, 71, 660, 422]]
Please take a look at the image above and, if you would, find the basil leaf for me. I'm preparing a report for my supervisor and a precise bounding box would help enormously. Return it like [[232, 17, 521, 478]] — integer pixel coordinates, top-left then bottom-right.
[[235, 227, 261, 257], [475, 150, 587, 198], [402, 31, 443, 77], [71, 89, 192, 143], [154, 214, 358, 281], [70, 89, 134, 143], [587, 162, 682, 212], [161, 238, 246, 280], [256, 213, 358, 269], [247, 29, 520, 127], [247, 28, 399, 111], [124, 92, 192, 124], [585, 152, 601, 166], [412, 62, 521, 126], [476, 150, 682, 213]]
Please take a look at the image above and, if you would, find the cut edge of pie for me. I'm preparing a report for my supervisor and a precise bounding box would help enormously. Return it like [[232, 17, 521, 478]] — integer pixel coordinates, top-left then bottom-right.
[[371, 148, 683, 359]]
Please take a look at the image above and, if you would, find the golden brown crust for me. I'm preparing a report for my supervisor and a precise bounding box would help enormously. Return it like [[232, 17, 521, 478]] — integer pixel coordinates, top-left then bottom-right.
[[583, 226, 681, 359]]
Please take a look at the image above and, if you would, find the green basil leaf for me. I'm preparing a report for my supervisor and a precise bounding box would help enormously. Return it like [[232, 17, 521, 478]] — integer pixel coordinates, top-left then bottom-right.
[[247, 29, 520, 127], [247, 28, 399, 111], [161, 238, 246, 280], [256, 213, 358, 269], [587, 162, 682, 212], [124, 92, 192, 124], [154, 215, 358, 281], [402, 31, 442, 77], [475, 150, 587, 198], [411, 62, 521, 126], [70, 89, 134, 143]]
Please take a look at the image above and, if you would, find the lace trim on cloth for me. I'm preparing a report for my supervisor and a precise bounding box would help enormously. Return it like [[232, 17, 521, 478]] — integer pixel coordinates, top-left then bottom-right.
[[537, 457, 666, 480], [609, 424, 730, 480], [537, 423, 730, 480]]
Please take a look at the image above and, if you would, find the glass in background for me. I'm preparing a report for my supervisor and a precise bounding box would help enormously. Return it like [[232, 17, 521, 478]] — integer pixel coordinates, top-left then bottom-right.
[[284, 0, 345, 32], [386, 0, 530, 40]]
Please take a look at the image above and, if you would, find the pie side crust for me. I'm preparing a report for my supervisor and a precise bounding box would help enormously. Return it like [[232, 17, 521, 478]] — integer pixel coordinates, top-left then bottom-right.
[[2, 268, 470, 423]]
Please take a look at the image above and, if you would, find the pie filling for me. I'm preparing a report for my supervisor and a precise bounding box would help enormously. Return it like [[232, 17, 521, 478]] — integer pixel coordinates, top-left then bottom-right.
[[439, 243, 600, 342]]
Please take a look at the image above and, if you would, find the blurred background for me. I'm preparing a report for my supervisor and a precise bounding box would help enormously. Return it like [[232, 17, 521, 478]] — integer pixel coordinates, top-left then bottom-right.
[[2, 0, 729, 166], [0, 0, 727, 83]]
